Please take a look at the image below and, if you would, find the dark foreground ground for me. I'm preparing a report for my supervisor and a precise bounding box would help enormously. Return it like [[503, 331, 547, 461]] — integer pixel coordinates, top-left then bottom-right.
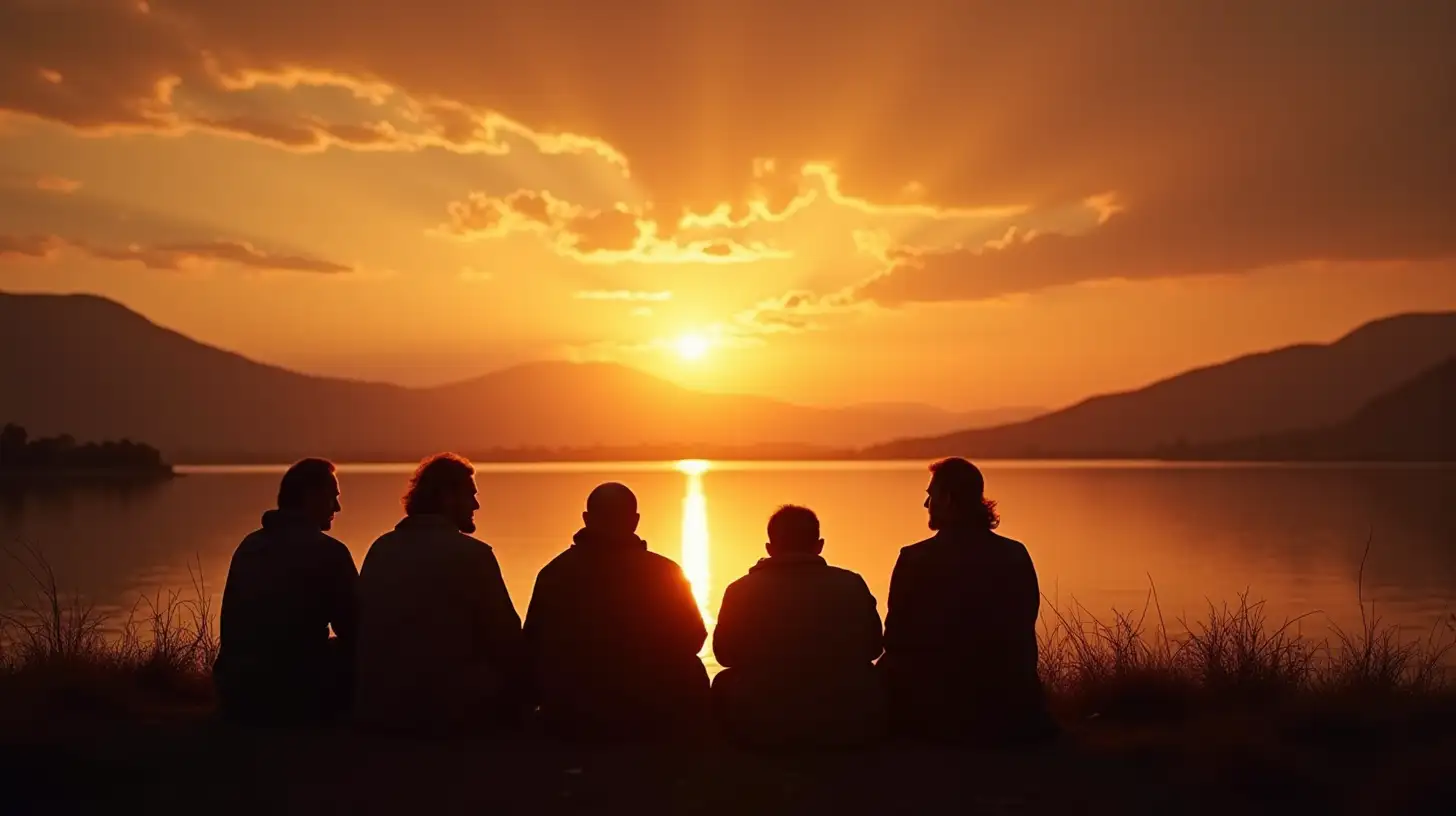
[[4, 699, 1456, 816]]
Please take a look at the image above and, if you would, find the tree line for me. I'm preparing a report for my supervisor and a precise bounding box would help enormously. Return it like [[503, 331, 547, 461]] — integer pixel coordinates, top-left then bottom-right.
[[0, 423, 168, 471]]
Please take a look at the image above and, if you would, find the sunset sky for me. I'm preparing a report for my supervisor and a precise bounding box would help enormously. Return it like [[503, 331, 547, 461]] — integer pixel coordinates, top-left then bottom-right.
[[2, 0, 1454, 412]]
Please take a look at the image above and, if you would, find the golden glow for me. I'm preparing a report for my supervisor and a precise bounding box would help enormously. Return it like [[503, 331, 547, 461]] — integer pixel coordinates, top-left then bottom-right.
[[674, 332, 711, 361], [676, 459, 712, 625], [676, 458, 710, 476]]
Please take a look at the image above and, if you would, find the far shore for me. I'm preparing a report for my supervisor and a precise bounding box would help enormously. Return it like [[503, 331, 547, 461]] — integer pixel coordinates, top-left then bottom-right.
[[0, 465, 177, 487], [171, 455, 1456, 470]]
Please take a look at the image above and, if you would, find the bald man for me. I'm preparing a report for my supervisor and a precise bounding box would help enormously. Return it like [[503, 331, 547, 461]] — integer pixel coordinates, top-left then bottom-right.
[[523, 482, 709, 740]]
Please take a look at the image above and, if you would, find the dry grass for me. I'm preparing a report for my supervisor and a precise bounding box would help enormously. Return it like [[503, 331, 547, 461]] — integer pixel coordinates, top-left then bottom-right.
[[0, 544, 217, 716], [1037, 551, 1456, 723], [1, 540, 1452, 729]]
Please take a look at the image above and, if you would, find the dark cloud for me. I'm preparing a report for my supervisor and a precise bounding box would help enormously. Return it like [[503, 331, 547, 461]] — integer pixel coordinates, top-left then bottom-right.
[[0, 172, 82, 194], [434, 189, 773, 263], [437, 189, 571, 238], [859, 164, 1456, 304], [0, 233, 61, 258], [84, 239, 353, 273], [564, 207, 642, 254], [0, 233, 352, 273], [2, 0, 1453, 288], [733, 288, 865, 337]]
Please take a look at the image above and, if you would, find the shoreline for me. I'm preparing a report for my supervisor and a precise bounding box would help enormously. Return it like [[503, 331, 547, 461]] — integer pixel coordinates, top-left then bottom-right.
[[0, 466, 178, 488], [169, 456, 1456, 470]]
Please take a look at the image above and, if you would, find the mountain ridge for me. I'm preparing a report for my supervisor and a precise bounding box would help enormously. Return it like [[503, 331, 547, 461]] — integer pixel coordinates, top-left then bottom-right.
[[863, 312, 1456, 460], [0, 291, 1036, 461]]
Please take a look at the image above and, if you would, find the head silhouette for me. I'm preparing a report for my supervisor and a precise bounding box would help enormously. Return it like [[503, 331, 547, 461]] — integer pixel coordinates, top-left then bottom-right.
[[925, 457, 1000, 532], [766, 505, 823, 558], [403, 453, 479, 533], [583, 482, 640, 537], [277, 458, 340, 531]]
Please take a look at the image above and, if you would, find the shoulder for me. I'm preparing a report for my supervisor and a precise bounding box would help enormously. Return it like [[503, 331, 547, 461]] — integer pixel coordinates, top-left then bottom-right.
[[641, 550, 693, 586], [824, 564, 875, 595], [990, 531, 1031, 557], [825, 563, 870, 585], [228, 529, 269, 565], [316, 531, 356, 563], [991, 532, 1036, 570], [456, 531, 494, 552], [533, 548, 575, 582], [721, 570, 757, 597], [454, 533, 501, 569], [235, 527, 269, 550], [897, 535, 938, 560], [643, 550, 687, 576]]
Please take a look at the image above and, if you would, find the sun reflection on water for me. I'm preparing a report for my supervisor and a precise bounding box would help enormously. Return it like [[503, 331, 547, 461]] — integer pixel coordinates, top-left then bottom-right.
[[676, 459, 712, 626]]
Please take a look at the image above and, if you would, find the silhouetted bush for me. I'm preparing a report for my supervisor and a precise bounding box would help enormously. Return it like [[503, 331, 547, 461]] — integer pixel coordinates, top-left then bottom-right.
[[0, 424, 168, 472]]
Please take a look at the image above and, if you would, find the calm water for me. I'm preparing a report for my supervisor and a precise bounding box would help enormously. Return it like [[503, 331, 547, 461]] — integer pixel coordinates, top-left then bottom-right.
[[3, 461, 1455, 669]]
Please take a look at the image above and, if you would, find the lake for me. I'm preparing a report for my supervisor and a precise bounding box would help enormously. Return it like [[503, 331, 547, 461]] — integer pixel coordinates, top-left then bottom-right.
[[2, 461, 1454, 670]]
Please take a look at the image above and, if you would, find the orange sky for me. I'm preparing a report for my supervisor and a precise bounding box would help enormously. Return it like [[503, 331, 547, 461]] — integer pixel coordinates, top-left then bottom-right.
[[2, 0, 1454, 411]]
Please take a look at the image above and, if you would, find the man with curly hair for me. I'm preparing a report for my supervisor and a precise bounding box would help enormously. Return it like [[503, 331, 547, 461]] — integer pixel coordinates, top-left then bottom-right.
[[353, 453, 526, 736]]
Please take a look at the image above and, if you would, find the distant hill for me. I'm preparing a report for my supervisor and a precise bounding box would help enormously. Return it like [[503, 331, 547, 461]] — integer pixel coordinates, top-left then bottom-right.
[[1166, 357, 1456, 462], [0, 291, 1026, 462], [863, 313, 1456, 460]]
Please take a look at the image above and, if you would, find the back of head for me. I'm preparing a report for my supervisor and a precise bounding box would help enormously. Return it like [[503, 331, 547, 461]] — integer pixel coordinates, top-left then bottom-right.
[[766, 504, 823, 557], [403, 453, 475, 516], [276, 458, 338, 530], [583, 482, 639, 536], [928, 457, 1000, 531]]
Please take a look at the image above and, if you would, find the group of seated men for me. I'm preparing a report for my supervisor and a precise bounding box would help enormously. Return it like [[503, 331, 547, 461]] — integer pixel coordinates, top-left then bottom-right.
[[214, 454, 1057, 746]]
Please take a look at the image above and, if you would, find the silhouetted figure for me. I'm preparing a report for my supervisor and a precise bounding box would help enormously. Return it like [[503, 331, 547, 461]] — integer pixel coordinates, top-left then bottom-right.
[[215, 458, 357, 726], [352, 454, 525, 736], [712, 505, 887, 748], [881, 458, 1057, 745], [524, 482, 709, 741]]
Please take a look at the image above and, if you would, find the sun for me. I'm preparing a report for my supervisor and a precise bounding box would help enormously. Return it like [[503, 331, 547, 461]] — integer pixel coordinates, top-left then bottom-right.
[[675, 332, 711, 361]]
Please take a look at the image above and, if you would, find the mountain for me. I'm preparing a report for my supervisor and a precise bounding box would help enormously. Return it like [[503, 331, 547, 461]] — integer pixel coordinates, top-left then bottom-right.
[[0, 291, 1018, 462], [863, 312, 1456, 460], [1169, 357, 1456, 462], [845, 402, 1044, 432]]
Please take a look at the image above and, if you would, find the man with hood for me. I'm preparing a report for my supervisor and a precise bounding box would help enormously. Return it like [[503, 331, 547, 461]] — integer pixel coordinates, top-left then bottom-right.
[[352, 453, 526, 735], [215, 458, 357, 725], [711, 505, 886, 748], [524, 482, 708, 740]]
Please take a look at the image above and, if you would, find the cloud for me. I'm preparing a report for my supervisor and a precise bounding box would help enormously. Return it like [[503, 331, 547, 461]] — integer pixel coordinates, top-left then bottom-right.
[[435, 189, 783, 264], [3, 0, 1453, 297], [857, 178, 1456, 305], [34, 175, 81, 193], [86, 239, 352, 273], [437, 189, 575, 240], [574, 290, 673, 302], [730, 288, 871, 337], [0, 172, 82, 193], [676, 162, 1027, 234], [0, 234, 62, 259], [0, 234, 352, 274], [0, 1, 623, 165]]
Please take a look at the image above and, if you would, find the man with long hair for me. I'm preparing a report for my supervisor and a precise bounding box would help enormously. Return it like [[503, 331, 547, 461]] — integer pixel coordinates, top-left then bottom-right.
[[352, 453, 526, 735], [215, 458, 357, 726], [880, 457, 1056, 744]]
